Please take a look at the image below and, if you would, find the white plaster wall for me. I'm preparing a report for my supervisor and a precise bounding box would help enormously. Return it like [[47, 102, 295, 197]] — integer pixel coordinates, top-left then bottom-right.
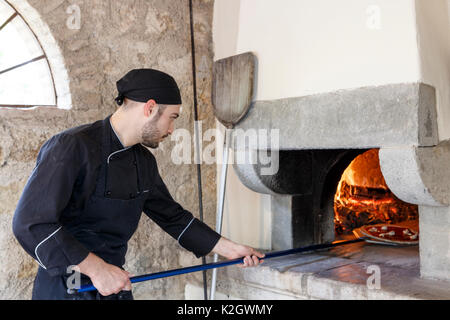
[[213, 0, 450, 249], [215, 120, 272, 249], [212, 0, 241, 61], [415, 0, 450, 140], [221, 0, 421, 100], [213, 0, 270, 249]]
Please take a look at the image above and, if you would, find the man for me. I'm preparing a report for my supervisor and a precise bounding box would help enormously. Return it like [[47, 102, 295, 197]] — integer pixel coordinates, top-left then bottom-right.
[[13, 69, 264, 300]]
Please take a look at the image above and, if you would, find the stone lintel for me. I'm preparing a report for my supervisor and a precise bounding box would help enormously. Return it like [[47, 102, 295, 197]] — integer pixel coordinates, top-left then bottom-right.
[[234, 83, 438, 150]]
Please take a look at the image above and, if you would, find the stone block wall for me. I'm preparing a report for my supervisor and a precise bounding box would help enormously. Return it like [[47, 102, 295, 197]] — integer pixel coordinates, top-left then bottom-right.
[[0, 0, 217, 299]]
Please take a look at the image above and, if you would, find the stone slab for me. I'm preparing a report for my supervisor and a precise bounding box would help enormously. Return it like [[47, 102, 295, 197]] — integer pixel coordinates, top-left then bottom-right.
[[234, 83, 438, 150], [418, 205, 450, 281], [203, 240, 450, 300]]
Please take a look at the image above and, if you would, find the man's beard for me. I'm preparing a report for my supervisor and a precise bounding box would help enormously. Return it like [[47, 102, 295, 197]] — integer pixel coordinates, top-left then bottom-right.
[[141, 117, 162, 149]]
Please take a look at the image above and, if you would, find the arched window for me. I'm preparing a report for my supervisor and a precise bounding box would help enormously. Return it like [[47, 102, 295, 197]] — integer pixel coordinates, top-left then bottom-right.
[[0, 0, 56, 108]]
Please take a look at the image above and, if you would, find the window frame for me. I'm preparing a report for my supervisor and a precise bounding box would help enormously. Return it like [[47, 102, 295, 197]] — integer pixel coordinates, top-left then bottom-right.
[[0, 0, 57, 109]]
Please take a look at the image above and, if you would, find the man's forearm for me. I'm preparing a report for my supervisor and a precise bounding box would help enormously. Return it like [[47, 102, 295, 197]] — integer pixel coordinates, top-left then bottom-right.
[[74, 252, 104, 278], [211, 237, 239, 259]]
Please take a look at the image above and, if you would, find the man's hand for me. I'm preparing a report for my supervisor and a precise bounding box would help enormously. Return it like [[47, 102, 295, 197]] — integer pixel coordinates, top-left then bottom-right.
[[74, 253, 132, 296], [212, 237, 265, 268]]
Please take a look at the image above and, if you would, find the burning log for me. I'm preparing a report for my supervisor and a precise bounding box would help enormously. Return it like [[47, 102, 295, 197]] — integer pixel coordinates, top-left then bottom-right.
[[334, 149, 418, 235]]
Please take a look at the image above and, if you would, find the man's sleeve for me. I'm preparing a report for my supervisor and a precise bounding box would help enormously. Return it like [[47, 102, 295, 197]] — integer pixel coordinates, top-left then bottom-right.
[[12, 134, 90, 277], [143, 161, 221, 258]]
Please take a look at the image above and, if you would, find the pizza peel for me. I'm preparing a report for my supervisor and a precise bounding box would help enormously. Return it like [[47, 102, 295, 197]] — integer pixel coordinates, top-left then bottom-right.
[[210, 52, 256, 300], [212, 51, 255, 129]]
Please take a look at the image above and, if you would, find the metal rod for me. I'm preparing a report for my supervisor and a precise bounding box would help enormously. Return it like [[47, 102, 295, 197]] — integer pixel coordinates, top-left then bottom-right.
[[209, 128, 232, 300], [188, 0, 208, 300], [77, 237, 365, 293], [0, 55, 46, 76]]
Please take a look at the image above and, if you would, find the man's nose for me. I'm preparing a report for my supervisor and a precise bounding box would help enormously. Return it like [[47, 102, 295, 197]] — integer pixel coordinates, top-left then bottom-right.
[[168, 123, 175, 134]]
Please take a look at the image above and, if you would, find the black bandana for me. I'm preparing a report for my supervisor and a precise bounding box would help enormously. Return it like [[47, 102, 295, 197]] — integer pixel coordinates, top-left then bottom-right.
[[115, 69, 182, 106]]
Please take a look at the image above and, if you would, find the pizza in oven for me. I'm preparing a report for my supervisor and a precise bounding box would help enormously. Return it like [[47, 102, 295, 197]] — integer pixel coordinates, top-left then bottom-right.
[[356, 224, 419, 245]]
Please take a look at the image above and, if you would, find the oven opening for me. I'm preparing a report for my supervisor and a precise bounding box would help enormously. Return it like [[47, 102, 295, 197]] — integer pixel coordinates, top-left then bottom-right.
[[333, 149, 419, 240]]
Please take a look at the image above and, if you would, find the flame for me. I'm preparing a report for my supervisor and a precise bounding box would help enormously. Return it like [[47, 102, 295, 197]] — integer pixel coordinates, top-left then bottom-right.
[[334, 149, 418, 235]]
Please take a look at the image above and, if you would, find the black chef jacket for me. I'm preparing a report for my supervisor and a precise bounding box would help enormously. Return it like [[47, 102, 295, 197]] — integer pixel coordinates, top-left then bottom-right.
[[12, 115, 221, 277]]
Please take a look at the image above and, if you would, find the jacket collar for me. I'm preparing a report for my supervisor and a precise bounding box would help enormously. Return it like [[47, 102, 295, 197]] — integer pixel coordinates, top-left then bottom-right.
[[102, 114, 127, 154]]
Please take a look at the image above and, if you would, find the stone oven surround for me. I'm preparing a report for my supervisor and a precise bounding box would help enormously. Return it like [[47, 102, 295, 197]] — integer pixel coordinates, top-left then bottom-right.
[[231, 82, 450, 282]]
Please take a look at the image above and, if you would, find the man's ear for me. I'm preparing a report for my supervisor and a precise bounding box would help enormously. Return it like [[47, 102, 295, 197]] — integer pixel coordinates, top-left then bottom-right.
[[144, 99, 158, 118]]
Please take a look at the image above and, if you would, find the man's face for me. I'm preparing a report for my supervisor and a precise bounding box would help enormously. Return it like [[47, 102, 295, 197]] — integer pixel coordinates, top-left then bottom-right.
[[141, 105, 180, 149]]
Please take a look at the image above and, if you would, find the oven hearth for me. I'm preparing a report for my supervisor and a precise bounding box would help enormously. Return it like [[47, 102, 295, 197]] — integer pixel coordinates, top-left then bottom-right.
[[186, 238, 450, 300]]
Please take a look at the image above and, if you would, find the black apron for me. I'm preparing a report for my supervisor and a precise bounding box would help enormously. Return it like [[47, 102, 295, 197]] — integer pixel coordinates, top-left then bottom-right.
[[32, 123, 147, 300]]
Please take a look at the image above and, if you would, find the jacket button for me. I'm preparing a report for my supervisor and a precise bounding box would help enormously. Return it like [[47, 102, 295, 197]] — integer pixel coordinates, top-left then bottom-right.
[[133, 160, 137, 166], [105, 191, 111, 197], [129, 193, 135, 199]]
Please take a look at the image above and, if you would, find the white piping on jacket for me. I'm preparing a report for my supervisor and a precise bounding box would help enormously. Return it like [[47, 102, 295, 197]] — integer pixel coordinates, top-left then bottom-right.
[[107, 146, 132, 164], [34, 226, 62, 269], [177, 217, 195, 243]]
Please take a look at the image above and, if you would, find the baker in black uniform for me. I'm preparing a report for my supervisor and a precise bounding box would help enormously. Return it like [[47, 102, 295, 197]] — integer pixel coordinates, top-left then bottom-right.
[[12, 69, 264, 300]]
